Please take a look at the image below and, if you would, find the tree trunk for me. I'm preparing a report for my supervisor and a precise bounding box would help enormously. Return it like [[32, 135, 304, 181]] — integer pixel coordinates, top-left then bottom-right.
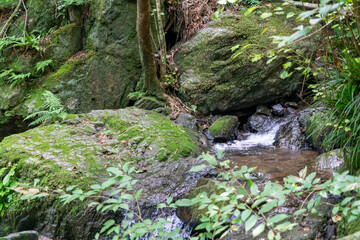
[[155, 0, 167, 81], [137, 0, 163, 97]]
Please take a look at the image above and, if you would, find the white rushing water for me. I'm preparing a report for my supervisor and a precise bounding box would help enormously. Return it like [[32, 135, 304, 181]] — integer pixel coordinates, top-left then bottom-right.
[[214, 119, 283, 152]]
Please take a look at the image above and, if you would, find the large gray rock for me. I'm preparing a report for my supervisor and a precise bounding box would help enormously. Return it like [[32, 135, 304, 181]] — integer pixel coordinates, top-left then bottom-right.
[[314, 149, 344, 172], [247, 113, 272, 132], [175, 7, 317, 115], [0, 108, 209, 239], [175, 112, 198, 132], [0, 0, 141, 127], [274, 117, 306, 150]]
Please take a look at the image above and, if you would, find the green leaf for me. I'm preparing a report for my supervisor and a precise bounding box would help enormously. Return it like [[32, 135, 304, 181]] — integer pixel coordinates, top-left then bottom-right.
[[280, 70, 293, 79], [259, 200, 277, 214], [100, 220, 115, 234], [245, 214, 258, 232], [286, 12, 295, 18], [241, 209, 252, 221], [260, 12, 273, 19], [175, 199, 194, 207], [252, 223, 265, 237], [299, 10, 316, 19], [283, 62, 292, 69], [245, 6, 259, 16], [293, 209, 307, 216], [190, 165, 208, 172], [101, 178, 116, 189], [310, 18, 322, 25], [261, 27, 269, 34], [135, 189, 143, 198], [267, 214, 289, 225]]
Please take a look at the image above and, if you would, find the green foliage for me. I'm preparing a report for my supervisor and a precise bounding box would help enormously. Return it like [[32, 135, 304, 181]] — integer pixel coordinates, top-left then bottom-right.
[[57, 0, 89, 12], [0, 69, 31, 87], [128, 91, 147, 101], [35, 59, 53, 73], [22, 152, 360, 239], [308, 55, 360, 172], [0, 0, 13, 8], [0, 164, 18, 216], [24, 90, 67, 126]]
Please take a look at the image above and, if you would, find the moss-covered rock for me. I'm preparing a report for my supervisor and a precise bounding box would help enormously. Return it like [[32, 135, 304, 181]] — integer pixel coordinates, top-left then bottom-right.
[[0, 0, 141, 131], [0, 108, 208, 238], [175, 7, 317, 114], [208, 115, 238, 142], [0, 231, 38, 240], [26, 0, 59, 32]]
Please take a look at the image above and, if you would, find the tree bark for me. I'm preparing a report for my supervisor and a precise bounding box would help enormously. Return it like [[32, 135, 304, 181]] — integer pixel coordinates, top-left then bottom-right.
[[155, 0, 167, 81], [137, 0, 163, 97]]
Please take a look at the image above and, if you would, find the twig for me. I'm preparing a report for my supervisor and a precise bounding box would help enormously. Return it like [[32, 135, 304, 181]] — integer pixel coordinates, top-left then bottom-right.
[[0, 0, 22, 38]]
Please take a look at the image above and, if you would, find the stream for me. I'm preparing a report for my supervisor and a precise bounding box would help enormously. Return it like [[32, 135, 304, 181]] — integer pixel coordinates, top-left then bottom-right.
[[214, 118, 330, 181], [168, 115, 333, 240]]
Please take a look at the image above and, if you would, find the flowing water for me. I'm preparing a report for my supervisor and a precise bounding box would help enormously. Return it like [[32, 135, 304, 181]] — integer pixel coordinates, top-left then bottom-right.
[[214, 119, 330, 181]]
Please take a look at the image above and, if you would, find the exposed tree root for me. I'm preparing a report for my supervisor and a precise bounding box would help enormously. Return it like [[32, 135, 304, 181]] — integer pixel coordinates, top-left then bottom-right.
[[163, 93, 191, 120]]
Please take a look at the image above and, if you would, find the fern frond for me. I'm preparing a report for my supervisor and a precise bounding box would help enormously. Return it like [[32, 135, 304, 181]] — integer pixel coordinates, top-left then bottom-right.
[[24, 91, 67, 126]]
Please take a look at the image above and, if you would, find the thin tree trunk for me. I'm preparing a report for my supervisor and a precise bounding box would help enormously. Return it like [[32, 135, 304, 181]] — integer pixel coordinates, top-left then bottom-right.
[[155, 0, 167, 81], [137, 0, 163, 97]]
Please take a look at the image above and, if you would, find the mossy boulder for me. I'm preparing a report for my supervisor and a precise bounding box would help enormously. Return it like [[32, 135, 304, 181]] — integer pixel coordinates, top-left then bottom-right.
[[0, 108, 208, 238], [0, 0, 141, 131], [0, 231, 38, 240], [175, 7, 317, 115], [208, 115, 238, 142]]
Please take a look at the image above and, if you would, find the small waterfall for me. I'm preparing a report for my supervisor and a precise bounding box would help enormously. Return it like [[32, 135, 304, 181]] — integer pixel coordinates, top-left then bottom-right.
[[214, 118, 283, 152]]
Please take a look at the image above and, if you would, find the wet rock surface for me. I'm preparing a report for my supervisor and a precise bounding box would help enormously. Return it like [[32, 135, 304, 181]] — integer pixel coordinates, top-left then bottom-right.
[[0, 108, 209, 239], [272, 103, 285, 116], [247, 113, 273, 132]]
